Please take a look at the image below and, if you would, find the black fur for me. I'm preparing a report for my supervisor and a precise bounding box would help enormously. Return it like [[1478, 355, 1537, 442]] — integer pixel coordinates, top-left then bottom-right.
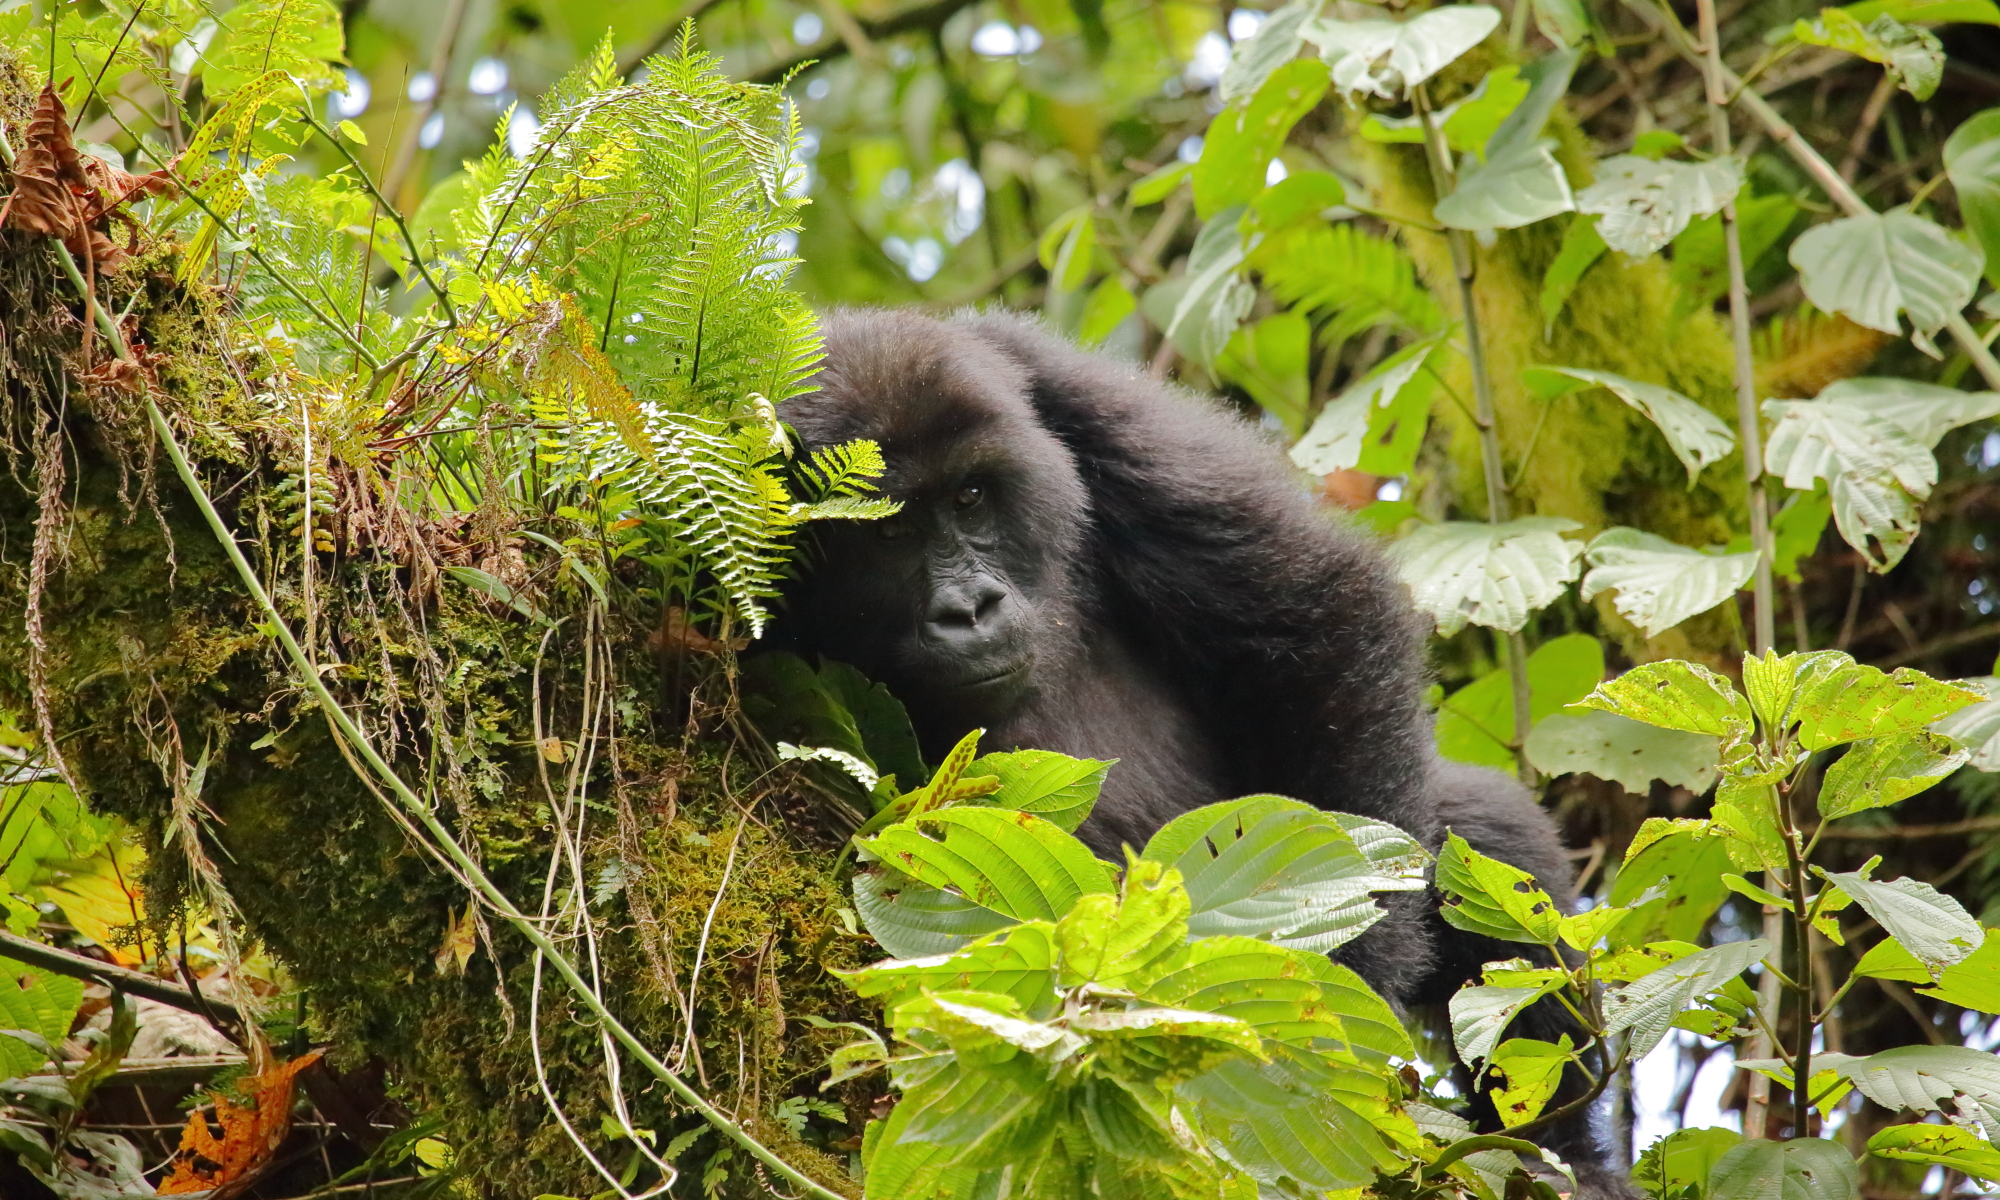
[[773, 309, 1634, 1197]]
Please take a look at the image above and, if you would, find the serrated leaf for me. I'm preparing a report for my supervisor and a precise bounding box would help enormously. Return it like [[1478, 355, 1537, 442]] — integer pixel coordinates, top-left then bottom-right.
[[1789, 207, 1981, 341], [1823, 869, 1982, 978], [840, 922, 1061, 1013], [862, 809, 1116, 923], [1575, 155, 1742, 257], [1434, 136, 1575, 231], [1181, 1062, 1402, 1189], [1524, 708, 1721, 792], [1709, 1137, 1859, 1200], [1288, 337, 1440, 476], [1820, 1045, 2000, 1138], [1303, 5, 1503, 99], [0, 968, 82, 1079], [1449, 984, 1557, 1070], [965, 750, 1113, 833], [1487, 1036, 1573, 1128], [1435, 830, 1563, 945], [1388, 517, 1584, 636], [1055, 860, 1191, 990], [1855, 926, 2000, 1012], [1869, 1124, 2000, 1183], [1195, 60, 1329, 219], [1634, 1127, 1745, 1196], [1934, 677, 2000, 771], [1141, 936, 1342, 1045], [1522, 367, 1736, 484], [1573, 659, 1754, 741], [1788, 658, 1985, 749], [1602, 938, 1769, 1059], [1579, 528, 1758, 636], [1819, 730, 1969, 819], [1220, 0, 1323, 102], [1142, 797, 1428, 953], [852, 872, 1017, 959]]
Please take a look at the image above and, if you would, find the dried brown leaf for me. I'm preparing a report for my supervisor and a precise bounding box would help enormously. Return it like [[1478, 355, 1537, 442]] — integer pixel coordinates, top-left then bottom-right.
[[1755, 308, 1892, 399]]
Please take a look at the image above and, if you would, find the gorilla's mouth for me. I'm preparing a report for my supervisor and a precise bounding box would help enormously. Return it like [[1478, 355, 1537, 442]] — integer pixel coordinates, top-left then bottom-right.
[[950, 660, 1031, 693]]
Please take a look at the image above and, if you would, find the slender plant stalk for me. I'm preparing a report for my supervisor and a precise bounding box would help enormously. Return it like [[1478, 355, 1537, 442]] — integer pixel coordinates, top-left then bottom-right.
[[1695, 0, 1775, 657], [1414, 85, 1535, 784], [51, 240, 845, 1200]]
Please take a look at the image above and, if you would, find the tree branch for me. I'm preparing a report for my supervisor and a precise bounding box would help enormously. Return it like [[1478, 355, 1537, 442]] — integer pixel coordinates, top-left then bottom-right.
[[0, 928, 244, 1024], [748, 0, 985, 85]]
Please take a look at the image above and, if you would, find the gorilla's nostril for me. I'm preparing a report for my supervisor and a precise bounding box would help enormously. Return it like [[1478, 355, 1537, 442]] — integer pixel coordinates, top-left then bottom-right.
[[924, 576, 1012, 640]]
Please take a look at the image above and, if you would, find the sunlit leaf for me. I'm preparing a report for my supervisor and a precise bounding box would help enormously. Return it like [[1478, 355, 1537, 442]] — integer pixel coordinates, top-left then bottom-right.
[[860, 809, 1115, 925], [1302, 5, 1503, 99], [1934, 677, 2000, 771], [1220, 0, 1323, 102], [1822, 868, 1982, 978], [1579, 528, 1757, 636], [1388, 517, 1584, 636], [1794, 9, 1943, 98], [1573, 659, 1754, 741], [1522, 367, 1736, 484], [1818, 730, 1969, 819], [1288, 336, 1440, 476], [1819, 1045, 2000, 1138], [964, 750, 1114, 833], [1435, 831, 1562, 945], [1575, 155, 1742, 257], [1602, 938, 1769, 1059], [1789, 208, 1981, 342], [1869, 1124, 2000, 1183], [1524, 709, 1721, 792], [1855, 926, 2000, 1012], [840, 922, 1061, 1013], [1708, 1137, 1859, 1200], [1487, 1036, 1573, 1129]]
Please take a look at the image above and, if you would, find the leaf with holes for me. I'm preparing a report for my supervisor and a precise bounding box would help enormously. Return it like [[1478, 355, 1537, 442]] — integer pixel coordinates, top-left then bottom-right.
[[1818, 730, 1969, 819], [1575, 155, 1742, 257], [1869, 1124, 2000, 1184], [1525, 709, 1721, 793], [1435, 831, 1562, 945], [1795, 9, 1943, 98], [1488, 1036, 1573, 1129], [1822, 869, 1982, 979], [1820, 1045, 2000, 1138], [1762, 398, 1934, 570], [1573, 659, 1754, 741], [1935, 677, 2000, 771], [1388, 517, 1583, 636], [1289, 336, 1441, 476], [1602, 938, 1769, 1059], [1579, 528, 1758, 637], [1302, 5, 1503, 99]]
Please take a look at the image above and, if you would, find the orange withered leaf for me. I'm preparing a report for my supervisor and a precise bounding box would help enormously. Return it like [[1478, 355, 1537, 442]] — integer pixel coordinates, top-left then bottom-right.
[[2, 84, 90, 241], [158, 1049, 324, 1196]]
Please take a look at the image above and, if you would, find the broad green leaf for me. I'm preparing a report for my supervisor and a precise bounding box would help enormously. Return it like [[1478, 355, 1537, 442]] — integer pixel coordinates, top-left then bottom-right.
[[1823, 868, 1982, 978], [1794, 10, 1944, 98], [1855, 926, 2000, 1011], [1289, 337, 1439, 476], [1818, 731, 1968, 819], [818, 660, 928, 788], [1820, 1045, 2000, 1137], [964, 750, 1113, 833], [1575, 155, 1742, 257], [1302, 5, 1503, 99], [1194, 60, 1330, 219], [1129, 161, 1192, 207], [1948, 108, 2000, 286], [1610, 826, 1733, 943], [1573, 659, 1754, 741], [1820, 377, 2000, 445], [1388, 517, 1584, 636], [1449, 984, 1556, 1069], [1182, 1064, 1401, 1189], [1141, 937, 1344, 1045], [1708, 1137, 1859, 1200], [1434, 136, 1574, 231], [1762, 399, 1933, 570], [1633, 1127, 1745, 1196], [1487, 1036, 1573, 1129], [1524, 709, 1721, 793], [1771, 486, 1834, 581], [1540, 214, 1607, 333], [1219, 309, 1312, 435], [1788, 207, 1981, 341], [861, 808, 1115, 925], [840, 922, 1061, 1013], [1076, 277, 1137, 347], [1143, 797, 1427, 953], [1359, 66, 1529, 154], [1220, 0, 1323, 103], [1522, 367, 1736, 484], [1055, 860, 1191, 990], [1435, 831, 1561, 945], [1788, 658, 1985, 749], [1580, 528, 1757, 636], [852, 872, 1017, 958], [1602, 938, 1769, 1059], [1437, 632, 1605, 771], [1250, 170, 1348, 230], [1298, 956, 1414, 1060], [744, 654, 924, 797], [0, 968, 83, 1079], [1533, 0, 1597, 44], [1047, 213, 1097, 292], [1934, 677, 2000, 771], [1869, 1121, 2000, 1181]]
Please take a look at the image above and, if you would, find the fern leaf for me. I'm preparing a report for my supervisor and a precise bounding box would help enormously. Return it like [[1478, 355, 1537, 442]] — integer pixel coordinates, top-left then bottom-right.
[[1252, 223, 1444, 338]]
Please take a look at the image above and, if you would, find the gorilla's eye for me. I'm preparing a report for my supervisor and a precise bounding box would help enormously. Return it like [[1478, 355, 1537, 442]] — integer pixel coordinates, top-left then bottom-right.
[[953, 485, 984, 511]]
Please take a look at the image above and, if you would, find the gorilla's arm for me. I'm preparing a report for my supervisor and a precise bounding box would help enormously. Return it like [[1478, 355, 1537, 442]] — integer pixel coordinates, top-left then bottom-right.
[[957, 313, 1436, 838]]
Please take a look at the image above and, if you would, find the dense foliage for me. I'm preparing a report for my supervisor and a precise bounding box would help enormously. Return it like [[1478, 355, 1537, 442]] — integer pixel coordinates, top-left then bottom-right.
[[6, 0, 2000, 1197]]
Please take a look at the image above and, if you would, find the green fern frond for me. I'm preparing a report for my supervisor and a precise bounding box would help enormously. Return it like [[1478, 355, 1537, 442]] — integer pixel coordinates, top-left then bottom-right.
[[799, 440, 889, 500], [1252, 223, 1444, 338]]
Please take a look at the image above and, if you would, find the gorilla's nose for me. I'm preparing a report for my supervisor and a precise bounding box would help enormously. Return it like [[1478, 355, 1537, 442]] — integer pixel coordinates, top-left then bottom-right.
[[922, 575, 1014, 651]]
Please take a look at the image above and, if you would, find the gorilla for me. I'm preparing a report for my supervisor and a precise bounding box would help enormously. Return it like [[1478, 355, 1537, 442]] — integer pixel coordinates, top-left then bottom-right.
[[772, 308, 1630, 1196]]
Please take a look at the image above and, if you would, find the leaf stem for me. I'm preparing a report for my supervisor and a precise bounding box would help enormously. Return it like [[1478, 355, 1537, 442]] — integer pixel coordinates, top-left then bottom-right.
[[1413, 84, 1534, 785]]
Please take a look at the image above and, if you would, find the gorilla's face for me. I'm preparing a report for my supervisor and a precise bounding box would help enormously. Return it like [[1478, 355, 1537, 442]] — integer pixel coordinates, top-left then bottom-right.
[[778, 313, 1087, 745]]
